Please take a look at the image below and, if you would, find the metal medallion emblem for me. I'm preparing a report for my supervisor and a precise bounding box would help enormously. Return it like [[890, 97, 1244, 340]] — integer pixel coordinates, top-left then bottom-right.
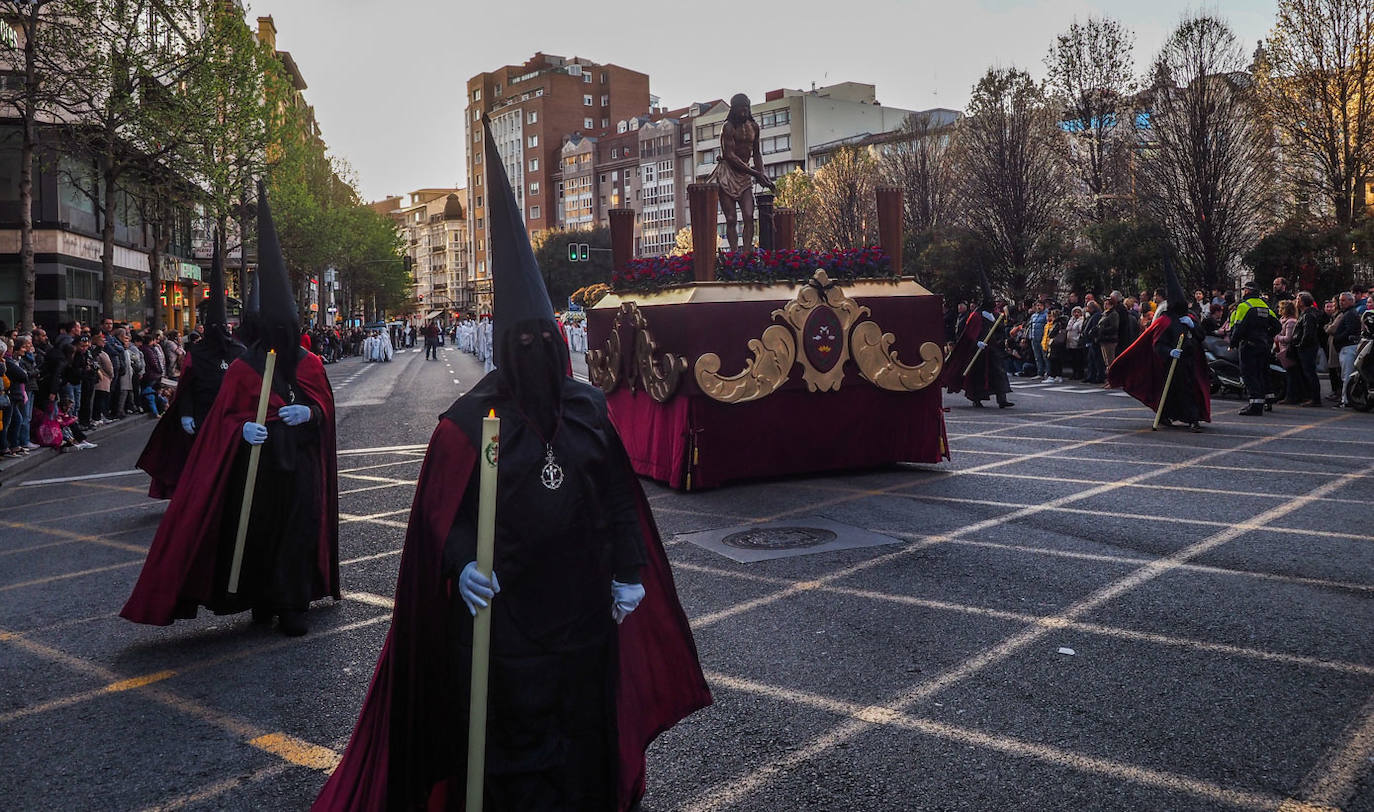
[[722, 526, 837, 550], [541, 443, 564, 490]]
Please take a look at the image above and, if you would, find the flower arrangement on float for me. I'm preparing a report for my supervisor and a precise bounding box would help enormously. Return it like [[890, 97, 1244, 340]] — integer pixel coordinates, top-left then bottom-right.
[[611, 247, 892, 293]]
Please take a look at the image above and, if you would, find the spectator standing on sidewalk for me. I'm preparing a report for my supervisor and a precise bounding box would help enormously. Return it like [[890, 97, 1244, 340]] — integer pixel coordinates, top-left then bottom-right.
[[8, 335, 38, 452], [137, 333, 164, 417], [1098, 293, 1123, 385], [1329, 292, 1361, 407], [121, 329, 141, 414], [1274, 299, 1299, 404], [104, 327, 127, 419], [1291, 292, 1322, 406], [1082, 300, 1103, 383], [93, 339, 113, 424], [73, 334, 99, 429], [1029, 301, 1049, 379]]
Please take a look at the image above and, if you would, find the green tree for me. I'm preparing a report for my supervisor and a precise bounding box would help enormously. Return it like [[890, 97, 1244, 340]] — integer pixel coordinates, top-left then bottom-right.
[[532, 227, 612, 309], [810, 147, 880, 250]]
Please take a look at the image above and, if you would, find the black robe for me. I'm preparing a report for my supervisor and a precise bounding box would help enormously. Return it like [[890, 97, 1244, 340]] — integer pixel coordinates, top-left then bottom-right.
[[1153, 316, 1206, 426], [432, 371, 645, 810], [945, 311, 1012, 402]]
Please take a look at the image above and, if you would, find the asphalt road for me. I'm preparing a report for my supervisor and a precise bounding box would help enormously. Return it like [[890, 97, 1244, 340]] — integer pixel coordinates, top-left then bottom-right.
[[1, 347, 1371, 812]]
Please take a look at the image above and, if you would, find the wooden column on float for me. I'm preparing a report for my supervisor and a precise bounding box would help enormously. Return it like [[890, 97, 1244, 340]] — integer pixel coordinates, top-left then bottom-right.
[[608, 208, 635, 272], [687, 183, 718, 282], [774, 209, 796, 251], [875, 186, 903, 278]]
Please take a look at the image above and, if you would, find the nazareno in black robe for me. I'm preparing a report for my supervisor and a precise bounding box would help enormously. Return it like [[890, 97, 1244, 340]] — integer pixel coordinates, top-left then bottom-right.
[[313, 371, 710, 812]]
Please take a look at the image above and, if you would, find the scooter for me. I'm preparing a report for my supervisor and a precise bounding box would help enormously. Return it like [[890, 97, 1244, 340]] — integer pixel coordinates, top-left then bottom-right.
[[1344, 311, 1374, 412], [1203, 335, 1286, 404]]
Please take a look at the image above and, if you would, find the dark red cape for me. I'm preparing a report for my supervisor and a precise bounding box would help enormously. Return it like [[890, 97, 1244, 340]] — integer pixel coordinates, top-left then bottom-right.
[[120, 353, 340, 625], [1107, 313, 1211, 422], [137, 354, 196, 500], [312, 418, 711, 812], [942, 311, 992, 394]]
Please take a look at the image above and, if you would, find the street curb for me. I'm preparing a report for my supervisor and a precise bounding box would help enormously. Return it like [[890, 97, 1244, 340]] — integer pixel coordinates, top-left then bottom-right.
[[0, 413, 156, 486]]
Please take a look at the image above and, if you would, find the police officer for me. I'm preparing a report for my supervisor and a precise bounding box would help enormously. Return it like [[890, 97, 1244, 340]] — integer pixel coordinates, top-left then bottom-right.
[[1229, 280, 1280, 416]]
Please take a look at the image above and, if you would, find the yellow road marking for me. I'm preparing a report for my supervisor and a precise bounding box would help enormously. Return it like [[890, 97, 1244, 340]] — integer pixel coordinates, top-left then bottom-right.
[[105, 670, 177, 692], [344, 591, 395, 610], [0, 520, 149, 554], [248, 732, 341, 772], [1288, 692, 1374, 811], [0, 560, 142, 592], [137, 762, 292, 812]]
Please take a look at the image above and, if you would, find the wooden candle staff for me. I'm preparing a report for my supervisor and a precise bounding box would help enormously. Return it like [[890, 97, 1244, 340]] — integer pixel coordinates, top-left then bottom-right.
[[466, 408, 500, 809], [228, 349, 277, 594], [1153, 333, 1188, 431]]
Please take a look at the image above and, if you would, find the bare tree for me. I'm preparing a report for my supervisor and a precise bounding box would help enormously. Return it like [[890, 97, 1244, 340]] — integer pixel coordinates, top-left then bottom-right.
[[880, 111, 959, 236], [809, 147, 879, 250], [1045, 16, 1138, 224], [1256, 0, 1374, 232], [957, 67, 1067, 298], [42, 0, 214, 322], [0, 1, 73, 329], [1138, 15, 1274, 291]]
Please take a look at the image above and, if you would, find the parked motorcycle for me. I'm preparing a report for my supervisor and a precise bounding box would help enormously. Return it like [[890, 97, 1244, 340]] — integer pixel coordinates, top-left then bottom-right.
[[1344, 310, 1374, 412], [1203, 335, 1286, 405]]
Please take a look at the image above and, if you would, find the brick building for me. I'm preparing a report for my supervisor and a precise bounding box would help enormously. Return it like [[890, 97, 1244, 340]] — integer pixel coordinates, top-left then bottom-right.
[[464, 53, 650, 308]]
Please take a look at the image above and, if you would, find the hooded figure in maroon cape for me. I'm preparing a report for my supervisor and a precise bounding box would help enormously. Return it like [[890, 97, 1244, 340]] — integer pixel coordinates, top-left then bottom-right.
[[1108, 256, 1211, 431], [121, 183, 339, 637], [137, 229, 245, 499], [313, 119, 709, 812], [942, 266, 1014, 408]]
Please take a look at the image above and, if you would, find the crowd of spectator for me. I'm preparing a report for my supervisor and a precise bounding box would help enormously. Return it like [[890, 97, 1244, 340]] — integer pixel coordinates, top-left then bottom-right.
[[0, 318, 192, 456], [944, 278, 1374, 407]]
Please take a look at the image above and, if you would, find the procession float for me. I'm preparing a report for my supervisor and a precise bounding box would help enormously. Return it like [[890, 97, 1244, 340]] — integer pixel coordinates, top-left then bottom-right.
[[586, 181, 949, 490]]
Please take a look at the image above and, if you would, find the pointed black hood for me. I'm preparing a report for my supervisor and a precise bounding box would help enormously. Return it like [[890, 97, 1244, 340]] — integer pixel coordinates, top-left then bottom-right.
[[977, 264, 996, 312], [1164, 254, 1188, 316], [252, 180, 302, 380], [484, 116, 556, 363], [207, 230, 229, 327]]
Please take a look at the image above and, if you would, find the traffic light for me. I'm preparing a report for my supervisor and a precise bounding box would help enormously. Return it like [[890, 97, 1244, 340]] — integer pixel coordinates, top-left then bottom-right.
[[568, 243, 591, 262], [568, 243, 578, 262], [579, 243, 589, 262]]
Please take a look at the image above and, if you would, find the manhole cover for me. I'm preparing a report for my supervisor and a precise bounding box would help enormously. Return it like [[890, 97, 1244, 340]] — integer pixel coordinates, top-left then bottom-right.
[[722, 527, 837, 551]]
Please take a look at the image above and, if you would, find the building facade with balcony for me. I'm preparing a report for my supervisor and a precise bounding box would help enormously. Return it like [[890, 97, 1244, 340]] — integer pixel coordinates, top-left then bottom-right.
[[392, 188, 470, 319]]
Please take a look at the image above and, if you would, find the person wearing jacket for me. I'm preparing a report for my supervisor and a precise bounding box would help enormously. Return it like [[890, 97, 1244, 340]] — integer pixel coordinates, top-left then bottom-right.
[[1329, 292, 1362, 407], [1044, 309, 1068, 382], [137, 333, 164, 417], [1228, 281, 1280, 415], [104, 329, 127, 419], [1290, 292, 1323, 406], [1028, 301, 1049, 379], [93, 339, 113, 424], [1274, 299, 1298, 404], [1082, 301, 1104, 383], [1066, 306, 1085, 380], [121, 329, 141, 414], [1098, 293, 1123, 385]]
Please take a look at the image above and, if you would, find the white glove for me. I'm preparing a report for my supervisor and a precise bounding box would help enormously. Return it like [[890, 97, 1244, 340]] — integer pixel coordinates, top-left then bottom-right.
[[180, 416, 195, 435], [241, 421, 267, 445], [1169, 348, 1183, 359], [458, 562, 501, 616], [981, 311, 995, 321], [611, 580, 645, 624], [976, 341, 988, 350]]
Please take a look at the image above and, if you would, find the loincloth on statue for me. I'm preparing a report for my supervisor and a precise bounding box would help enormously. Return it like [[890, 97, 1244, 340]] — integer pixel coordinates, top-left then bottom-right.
[[708, 159, 755, 202]]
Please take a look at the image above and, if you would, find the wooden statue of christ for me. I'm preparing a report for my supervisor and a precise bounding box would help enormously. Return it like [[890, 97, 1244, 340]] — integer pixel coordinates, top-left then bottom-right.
[[710, 93, 777, 253]]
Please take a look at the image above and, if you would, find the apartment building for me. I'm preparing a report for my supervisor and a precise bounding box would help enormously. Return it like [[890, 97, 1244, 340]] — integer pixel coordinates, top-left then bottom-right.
[[464, 52, 650, 304], [392, 188, 470, 317], [691, 82, 924, 182]]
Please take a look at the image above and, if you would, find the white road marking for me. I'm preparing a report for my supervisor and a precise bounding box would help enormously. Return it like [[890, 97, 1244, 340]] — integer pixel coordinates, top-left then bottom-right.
[[336, 444, 428, 456], [19, 470, 143, 487]]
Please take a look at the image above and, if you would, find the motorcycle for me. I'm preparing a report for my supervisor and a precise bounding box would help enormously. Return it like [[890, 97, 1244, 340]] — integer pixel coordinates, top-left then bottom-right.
[[1203, 335, 1286, 404], [1344, 310, 1374, 412]]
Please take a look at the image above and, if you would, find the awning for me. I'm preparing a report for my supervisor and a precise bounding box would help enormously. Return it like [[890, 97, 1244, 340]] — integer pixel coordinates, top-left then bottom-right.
[[424, 310, 442, 319]]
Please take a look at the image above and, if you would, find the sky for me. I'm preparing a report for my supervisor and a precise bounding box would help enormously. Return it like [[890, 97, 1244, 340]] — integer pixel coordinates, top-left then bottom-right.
[[254, 0, 1279, 204]]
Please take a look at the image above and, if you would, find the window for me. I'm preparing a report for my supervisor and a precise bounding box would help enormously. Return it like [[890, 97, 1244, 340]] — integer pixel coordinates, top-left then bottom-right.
[[476, 218, 483, 229], [476, 195, 482, 208], [473, 130, 480, 142], [494, 83, 501, 95], [472, 88, 481, 101], [599, 174, 606, 183], [600, 95, 608, 107], [528, 111, 537, 124], [760, 109, 791, 128], [583, 73, 591, 84], [601, 118, 608, 128], [528, 157, 539, 172], [611, 148, 619, 159], [584, 117, 593, 129], [530, 205, 540, 219], [583, 94, 593, 106], [535, 87, 543, 97], [529, 182, 539, 195], [696, 122, 723, 142], [600, 72, 607, 84], [527, 135, 538, 148], [474, 151, 481, 164], [611, 170, 618, 180], [472, 108, 480, 121]]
